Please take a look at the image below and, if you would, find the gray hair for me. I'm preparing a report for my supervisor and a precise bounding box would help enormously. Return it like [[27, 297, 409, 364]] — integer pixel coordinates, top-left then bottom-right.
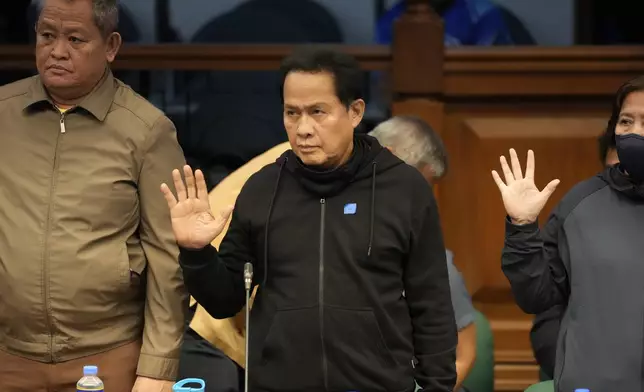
[[92, 0, 119, 37], [39, 0, 119, 37], [369, 115, 448, 178]]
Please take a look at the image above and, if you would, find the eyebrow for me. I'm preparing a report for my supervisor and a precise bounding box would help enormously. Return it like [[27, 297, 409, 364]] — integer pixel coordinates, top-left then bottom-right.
[[619, 110, 639, 117], [284, 103, 328, 110]]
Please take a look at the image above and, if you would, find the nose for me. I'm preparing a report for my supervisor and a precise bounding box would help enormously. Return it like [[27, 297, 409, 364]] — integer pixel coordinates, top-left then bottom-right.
[[296, 115, 314, 137], [50, 38, 69, 60]]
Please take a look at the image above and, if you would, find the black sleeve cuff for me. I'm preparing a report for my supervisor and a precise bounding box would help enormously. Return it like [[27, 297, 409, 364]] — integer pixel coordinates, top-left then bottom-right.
[[505, 215, 539, 234], [179, 244, 217, 268]]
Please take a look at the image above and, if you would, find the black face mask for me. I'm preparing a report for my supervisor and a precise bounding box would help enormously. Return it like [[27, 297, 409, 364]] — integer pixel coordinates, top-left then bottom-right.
[[616, 133, 644, 182]]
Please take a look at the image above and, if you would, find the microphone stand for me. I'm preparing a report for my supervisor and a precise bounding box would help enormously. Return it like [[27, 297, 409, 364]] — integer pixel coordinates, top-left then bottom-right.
[[243, 262, 253, 392]]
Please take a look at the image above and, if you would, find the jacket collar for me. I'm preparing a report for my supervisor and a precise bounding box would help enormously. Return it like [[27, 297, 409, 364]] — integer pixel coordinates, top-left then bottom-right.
[[23, 69, 116, 121]]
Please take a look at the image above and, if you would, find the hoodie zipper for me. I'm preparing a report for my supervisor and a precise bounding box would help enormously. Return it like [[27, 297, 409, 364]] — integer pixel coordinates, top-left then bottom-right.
[[319, 198, 329, 390], [43, 111, 66, 361]]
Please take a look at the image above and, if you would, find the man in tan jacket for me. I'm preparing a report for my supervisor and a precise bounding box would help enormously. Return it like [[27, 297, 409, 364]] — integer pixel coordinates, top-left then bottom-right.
[[0, 0, 186, 391]]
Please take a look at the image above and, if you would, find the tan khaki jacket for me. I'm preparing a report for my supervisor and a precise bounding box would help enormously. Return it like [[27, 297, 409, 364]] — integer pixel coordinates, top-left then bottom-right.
[[0, 72, 187, 380], [189, 142, 291, 367]]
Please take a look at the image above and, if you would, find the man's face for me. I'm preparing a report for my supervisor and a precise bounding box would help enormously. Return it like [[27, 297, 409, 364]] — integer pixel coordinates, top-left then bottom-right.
[[35, 0, 121, 100], [283, 71, 364, 168]]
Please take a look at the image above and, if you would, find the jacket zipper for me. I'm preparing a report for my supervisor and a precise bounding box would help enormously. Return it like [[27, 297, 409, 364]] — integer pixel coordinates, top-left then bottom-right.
[[319, 198, 328, 391], [43, 111, 66, 361]]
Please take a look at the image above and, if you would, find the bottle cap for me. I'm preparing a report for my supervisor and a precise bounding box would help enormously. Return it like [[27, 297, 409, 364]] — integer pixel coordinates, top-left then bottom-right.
[[172, 378, 205, 392], [83, 365, 98, 376], [574, 389, 590, 392]]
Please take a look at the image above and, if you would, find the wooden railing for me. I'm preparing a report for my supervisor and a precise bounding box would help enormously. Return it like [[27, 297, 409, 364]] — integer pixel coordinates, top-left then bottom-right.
[[3, 44, 642, 97]]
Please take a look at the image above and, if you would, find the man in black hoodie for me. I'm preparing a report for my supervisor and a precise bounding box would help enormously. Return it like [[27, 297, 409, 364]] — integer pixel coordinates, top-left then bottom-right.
[[161, 48, 457, 392]]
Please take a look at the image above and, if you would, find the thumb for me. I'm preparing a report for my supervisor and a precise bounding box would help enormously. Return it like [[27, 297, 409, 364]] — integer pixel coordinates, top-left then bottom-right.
[[541, 179, 560, 199], [220, 204, 234, 220], [214, 205, 234, 227]]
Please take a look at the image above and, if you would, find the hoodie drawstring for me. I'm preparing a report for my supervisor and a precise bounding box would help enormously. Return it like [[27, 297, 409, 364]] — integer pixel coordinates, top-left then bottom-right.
[[262, 157, 286, 287], [367, 161, 377, 257]]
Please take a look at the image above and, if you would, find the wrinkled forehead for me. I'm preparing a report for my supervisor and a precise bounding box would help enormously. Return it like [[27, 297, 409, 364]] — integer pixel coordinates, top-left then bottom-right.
[[283, 71, 342, 106], [38, 0, 96, 31]]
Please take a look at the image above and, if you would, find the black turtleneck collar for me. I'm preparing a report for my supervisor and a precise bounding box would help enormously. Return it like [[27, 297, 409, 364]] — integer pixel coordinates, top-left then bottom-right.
[[601, 164, 644, 201], [280, 134, 381, 197]]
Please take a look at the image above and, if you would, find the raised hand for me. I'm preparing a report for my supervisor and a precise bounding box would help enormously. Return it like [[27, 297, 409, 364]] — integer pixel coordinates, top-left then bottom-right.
[[160, 165, 233, 249], [491, 149, 560, 225]]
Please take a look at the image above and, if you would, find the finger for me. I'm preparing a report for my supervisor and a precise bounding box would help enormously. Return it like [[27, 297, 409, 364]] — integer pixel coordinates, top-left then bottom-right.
[[160, 183, 177, 209], [183, 165, 197, 199], [195, 169, 209, 202], [491, 170, 507, 191], [509, 148, 523, 180], [525, 149, 535, 180], [542, 179, 560, 198], [172, 169, 187, 202], [500, 155, 515, 184]]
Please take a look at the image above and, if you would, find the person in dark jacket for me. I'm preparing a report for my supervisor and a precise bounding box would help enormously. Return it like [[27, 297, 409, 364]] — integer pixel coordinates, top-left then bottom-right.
[[529, 129, 619, 380], [492, 76, 644, 391], [161, 48, 457, 392]]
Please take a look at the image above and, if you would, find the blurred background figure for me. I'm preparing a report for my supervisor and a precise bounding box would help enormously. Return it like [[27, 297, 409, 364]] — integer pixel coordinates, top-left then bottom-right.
[[370, 116, 478, 392]]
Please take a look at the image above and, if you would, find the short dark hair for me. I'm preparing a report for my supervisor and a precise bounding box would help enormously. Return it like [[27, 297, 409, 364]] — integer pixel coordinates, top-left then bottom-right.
[[279, 47, 364, 108], [604, 75, 644, 155]]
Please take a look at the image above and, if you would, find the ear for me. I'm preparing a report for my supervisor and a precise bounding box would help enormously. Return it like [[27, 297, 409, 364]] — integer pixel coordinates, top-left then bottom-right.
[[105, 32, 122, 63], [349, 99, 366, 129]]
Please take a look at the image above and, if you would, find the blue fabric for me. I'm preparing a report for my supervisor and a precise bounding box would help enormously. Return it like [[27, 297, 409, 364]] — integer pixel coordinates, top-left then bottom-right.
[[376, 0, 513, 46], [445, 250, 476, 331]]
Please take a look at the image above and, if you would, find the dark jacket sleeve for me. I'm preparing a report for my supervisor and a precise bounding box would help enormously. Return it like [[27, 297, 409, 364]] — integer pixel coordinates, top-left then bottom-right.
[[405, 188, 457, 392], [179, 199, 255, 319], [530, 304, 564, 379], [501, 208, 569, 314]]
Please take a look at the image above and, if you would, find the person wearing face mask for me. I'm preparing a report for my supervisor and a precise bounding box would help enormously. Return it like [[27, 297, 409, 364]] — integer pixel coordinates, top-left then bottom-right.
[[162, 47, 457, 392], [491, 76, 644, 392], [529, 128, 619, 381]]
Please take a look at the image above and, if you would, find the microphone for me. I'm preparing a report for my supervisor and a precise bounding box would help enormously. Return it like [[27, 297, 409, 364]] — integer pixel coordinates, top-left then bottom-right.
[[244, 262, 253, 291], [243, 262, 254, 392]]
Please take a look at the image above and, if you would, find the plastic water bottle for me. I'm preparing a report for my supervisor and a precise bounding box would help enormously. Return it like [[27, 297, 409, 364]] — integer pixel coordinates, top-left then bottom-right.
[[76, 365, 104, 392]]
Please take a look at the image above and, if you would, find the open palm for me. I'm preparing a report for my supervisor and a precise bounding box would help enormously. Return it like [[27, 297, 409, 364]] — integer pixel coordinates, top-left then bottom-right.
[[161, 165, 232, 249], [491, 149, 560, 225]]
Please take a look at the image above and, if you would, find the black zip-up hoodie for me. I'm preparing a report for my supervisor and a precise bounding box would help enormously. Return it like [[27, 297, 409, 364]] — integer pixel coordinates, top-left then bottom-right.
[[181, 134, 457, 392]]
